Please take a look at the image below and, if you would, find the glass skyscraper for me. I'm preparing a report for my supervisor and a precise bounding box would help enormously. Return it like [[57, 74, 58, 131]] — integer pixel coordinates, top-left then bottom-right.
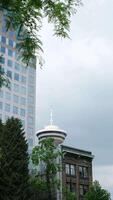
[[0, 11, 36, 153]]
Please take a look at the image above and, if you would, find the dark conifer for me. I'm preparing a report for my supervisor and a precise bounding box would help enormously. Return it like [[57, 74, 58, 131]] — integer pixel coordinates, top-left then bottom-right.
[[0, 117, 30, 200]]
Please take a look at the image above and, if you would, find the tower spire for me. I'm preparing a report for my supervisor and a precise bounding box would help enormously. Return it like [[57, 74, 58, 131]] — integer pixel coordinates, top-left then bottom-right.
[[50, 108, 53, 125]]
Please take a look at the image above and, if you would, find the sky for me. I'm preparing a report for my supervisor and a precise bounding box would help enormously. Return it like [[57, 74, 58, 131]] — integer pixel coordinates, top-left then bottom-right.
[[36, 0, 113, 197]]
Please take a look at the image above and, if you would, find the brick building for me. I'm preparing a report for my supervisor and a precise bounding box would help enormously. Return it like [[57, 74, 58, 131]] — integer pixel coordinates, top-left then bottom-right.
[[61, 145, 94, 200]]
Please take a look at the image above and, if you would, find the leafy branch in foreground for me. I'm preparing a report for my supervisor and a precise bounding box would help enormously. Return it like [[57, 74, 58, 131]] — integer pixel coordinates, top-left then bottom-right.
[[0, 56, 10, 88], [0, 0, 82, 65]]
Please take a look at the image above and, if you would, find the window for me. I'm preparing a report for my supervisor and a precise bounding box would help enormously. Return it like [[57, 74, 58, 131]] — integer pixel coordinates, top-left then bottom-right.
[[20, 97, 26, 105], [70, 165, 76, 176], [66, 182, 76, 193], [21, 86, 26, 95], [0, 114, 2, 120], [0, 57, 5, 64], [29, 75, 34, 84], [28, 138, 33, 147], [20, 108, 25, 117], [28, 106, 33, 114], [28, 96, 34, 104], [66, 164, 70, 175], [28, 86, 34, 93], [7, 59, 12, 67], [0, 102, 3, 110], [65, 164, 76, 176], [1, 36, 6, 44], [15, 62, 20, 71], [8, 49, 13, 57], [21, 119, 25, 128], [5, 92, 11, 100], [9, 31, 15, 37], [80, 185, 88, 196], [5, 115, 9, 121], [1, 46, 5, 54], [7, 70, 12, 79], [14, 84, 19, 92], [9, 39, 13, 47], [2, 26, 6, 33], [21, 75, 26, 84], [14, 73, 19, 81], [21, 65, 27, 73], [28, 128, 33, 136], [5, 103, 10, 112], [13, 106, 18, 114], [13, 95, 19, 103], [0, 90, 3, 98], [28, 117, 33, 125], [79, 166, 88, 178]]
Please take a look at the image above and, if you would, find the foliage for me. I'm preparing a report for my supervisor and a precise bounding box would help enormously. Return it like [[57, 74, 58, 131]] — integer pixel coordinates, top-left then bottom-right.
[[0, 59, 10, 88], [85, 180, 111, 200], [31, 138, 62, 200], [63, 186, 77, 200], [0, 117, 30, 200], [0, 0, 82, 65]]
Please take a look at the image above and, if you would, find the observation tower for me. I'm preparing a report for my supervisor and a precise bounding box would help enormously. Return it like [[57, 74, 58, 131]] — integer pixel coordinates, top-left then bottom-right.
[[37, 111, 67, 145]]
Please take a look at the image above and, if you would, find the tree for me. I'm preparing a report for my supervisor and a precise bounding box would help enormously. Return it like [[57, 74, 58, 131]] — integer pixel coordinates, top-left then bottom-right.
[[0, 55, 10, 88], [85, 180, 111, 200], [63, 186, 77, 200], [0, 117, 30, 200], [0, 0, 82, 65], [31, 138, 62, 200]]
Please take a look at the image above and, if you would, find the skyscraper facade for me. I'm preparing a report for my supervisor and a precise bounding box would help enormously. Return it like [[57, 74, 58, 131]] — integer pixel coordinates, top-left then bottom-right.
[[0, 11, 36, 153]]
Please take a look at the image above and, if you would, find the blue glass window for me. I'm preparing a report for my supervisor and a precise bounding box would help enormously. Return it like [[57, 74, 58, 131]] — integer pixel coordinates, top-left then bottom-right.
[[14, 73, 19, 81], [28, 96, 34, 104], [5, 103, 10, 112], [13, 95, 19, 103], [28, 117, 33, 125], [21, 119, 25, 128], [9, 39, 13, 47], [21, 86, 26, 95], [0, 91, 3, 98], [28, 138, 33, 147], [13, 106, 18, 114], [15, 62, 20, 71], [7, 59, 12, 67], [1, 36, 6, 44], [14, 84, 19, 92], [8, 49, 13, 57], [5, 92, 11, 100], [28, 128, 33, 136], [28, 106, 33, 114], [20, 108, 25, 117], [0, 57, 5, 64], [0, 102, 3, 110], [21, 76, 26, 84], [9, 31, 15, 37], [2, 26, 6, 33], [20, 97, 26, 105], [1, 46, 5, 54], [7, 70, 12, 79]]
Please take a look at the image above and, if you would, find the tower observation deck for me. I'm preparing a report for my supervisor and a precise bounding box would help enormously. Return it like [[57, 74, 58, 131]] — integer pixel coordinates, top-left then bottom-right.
[[37, 111, 67, 145]]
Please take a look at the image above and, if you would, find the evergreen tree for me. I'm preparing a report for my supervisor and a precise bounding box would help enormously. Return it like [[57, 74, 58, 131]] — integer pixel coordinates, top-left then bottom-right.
[[0, 117, 30, 200], [85, 181, 111, 200]]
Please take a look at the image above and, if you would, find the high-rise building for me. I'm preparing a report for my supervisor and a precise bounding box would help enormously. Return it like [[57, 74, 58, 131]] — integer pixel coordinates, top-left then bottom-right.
[[0, 12, 36, 153]]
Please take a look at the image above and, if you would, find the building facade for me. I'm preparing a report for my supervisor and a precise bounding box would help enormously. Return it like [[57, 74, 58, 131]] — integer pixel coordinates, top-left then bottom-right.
[[62, 145, 93, 200], [0, 12, 36, 153]]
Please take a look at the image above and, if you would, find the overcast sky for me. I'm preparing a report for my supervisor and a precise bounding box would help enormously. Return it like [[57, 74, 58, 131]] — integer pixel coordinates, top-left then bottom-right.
[[36, 0, 113, 197]]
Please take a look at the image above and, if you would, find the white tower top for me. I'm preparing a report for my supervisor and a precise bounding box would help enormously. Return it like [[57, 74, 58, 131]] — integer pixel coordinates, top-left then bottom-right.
[[37, 112, 67, 145]]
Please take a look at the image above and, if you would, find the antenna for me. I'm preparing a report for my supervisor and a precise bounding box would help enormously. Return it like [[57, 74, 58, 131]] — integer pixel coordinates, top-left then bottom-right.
[[50, 108, 53, 125]]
